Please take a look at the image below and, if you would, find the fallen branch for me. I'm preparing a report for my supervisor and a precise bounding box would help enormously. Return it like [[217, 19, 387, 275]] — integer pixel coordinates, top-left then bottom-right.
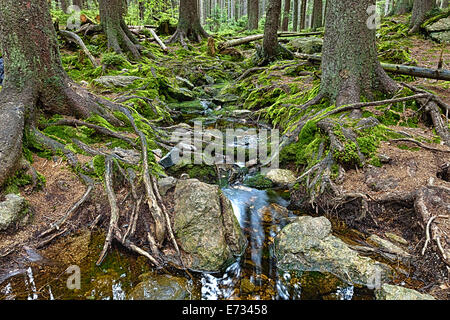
[[59, 30, 99, 67], [294, 53, 450, 81], [218, 31, 323, 51], [149, 28, 168, 52]]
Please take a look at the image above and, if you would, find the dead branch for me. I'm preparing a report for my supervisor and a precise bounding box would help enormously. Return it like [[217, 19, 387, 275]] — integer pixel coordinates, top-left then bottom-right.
[[59, 30, 100, 67]]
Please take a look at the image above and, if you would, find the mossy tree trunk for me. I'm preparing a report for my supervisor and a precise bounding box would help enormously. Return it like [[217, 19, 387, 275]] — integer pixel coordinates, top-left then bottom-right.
[[320, 0, 398, 107], [409, 0, 435, 34], [99, 0, 141, 59], [0, 0, 117, 186], [262, 0, 282, 60], [169, 0, 209, 48], [248, 0, 259, 30]]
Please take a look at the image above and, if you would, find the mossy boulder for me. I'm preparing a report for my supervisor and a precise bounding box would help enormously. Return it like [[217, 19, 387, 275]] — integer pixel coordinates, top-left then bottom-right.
[[375, 284, 435, 300], [0, 194, 30, 231], [173, 179, 246, 272], [93, 76, 142, 88], [290, 37, 323, 54], [264, 169, 297, 189], [275, 216, 392, 288], [128, 273, 191, 300]]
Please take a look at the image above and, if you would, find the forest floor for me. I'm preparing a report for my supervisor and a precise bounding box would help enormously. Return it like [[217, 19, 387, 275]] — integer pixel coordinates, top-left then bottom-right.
[[1, 15, 450, 299]]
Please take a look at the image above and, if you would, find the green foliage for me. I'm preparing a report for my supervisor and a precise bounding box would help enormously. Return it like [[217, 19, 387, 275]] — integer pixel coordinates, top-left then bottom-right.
[[101, 52, 132, 70], [244, 174, 274, 189]]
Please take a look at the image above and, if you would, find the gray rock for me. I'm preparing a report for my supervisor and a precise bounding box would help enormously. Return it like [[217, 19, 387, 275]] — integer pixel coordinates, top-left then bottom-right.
[[93, 76, 142, 88], [112, 147, 140, 165], [128, 273, 191, 300], [264, 169, 297, 188], [425, 17, 450, 32], [173, 179, 246, 272], [430, 31, 450, 43], [158, 147, 181, 169], [0, 194, 29, 231], [157, 176, 178, 196], [375, 284, 435, 300], [290, 37, 323, 54], [275, 216, 392, 288]]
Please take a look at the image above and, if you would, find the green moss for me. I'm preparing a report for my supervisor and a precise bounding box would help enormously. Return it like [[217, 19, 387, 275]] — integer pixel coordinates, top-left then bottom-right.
[[244, 174, 274, 189], [333, 142, 361, 166], [92, 155, 106, 180]]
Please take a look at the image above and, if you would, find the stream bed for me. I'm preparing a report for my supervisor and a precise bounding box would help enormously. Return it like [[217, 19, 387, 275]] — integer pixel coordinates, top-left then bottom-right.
[[0, 95, 377, 300]]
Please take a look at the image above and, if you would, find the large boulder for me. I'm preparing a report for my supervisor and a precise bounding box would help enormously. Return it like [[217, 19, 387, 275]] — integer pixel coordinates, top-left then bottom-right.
[[173, 179, 246, 272], [275, 216, 391, 288], [290, 37, 323, 54], [128, 273, 191, 300], [0, 194, 30, 231], [375, 284, 435, 300], [425, 16, 450, 43], [93, 75, 142, 88], [264, 169, 297, 188]]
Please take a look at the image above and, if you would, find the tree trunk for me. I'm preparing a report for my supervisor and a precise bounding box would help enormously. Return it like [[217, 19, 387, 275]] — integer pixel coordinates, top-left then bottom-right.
[[311, 0, 323, 30], [139, 1, 145, 21], [99, 0, 141, 59], [282, 0, 291, 31], [169, 0, 209, 47], [442, 0, 449, 8], [300, 0, 306, 30], [0, 0, 117, 185], [72, 0, 83, 9], [409, 0, 435, 34], [60, 0, 69, 13], [293, 0, 299, 32], [392, 0, 413, 15], [248, 0, 259, 30], [320, 0, 398, 107], [262, 0, 282, 60]]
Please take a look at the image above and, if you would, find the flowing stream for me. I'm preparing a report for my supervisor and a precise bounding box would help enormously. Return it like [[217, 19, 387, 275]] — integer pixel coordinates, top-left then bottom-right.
[[0, 95, 376, 300]]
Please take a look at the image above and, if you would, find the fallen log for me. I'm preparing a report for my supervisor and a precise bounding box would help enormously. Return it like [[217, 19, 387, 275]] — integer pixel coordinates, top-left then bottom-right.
[[218, 31, 323, 51], [294, 53, 450, 81]]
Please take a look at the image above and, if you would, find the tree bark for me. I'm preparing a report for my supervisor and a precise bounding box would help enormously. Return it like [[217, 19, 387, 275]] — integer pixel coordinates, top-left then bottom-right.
[[300, 0, 307, 30], [312, 0, 323, 30], [169, 0, 209, 47], [248, 0, 259, 30], [409, 0, 435, 34], [293, 0, 299, 32], [72, 0, 83, 9], [0, 0, 118, 185], [262, 0, 283, 60], [282, 0, 291, 31], [60, 0, 69, 13], [320, 0, 398, 107], [99, 0, 141, 60], [392, 0, 413, 15]]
